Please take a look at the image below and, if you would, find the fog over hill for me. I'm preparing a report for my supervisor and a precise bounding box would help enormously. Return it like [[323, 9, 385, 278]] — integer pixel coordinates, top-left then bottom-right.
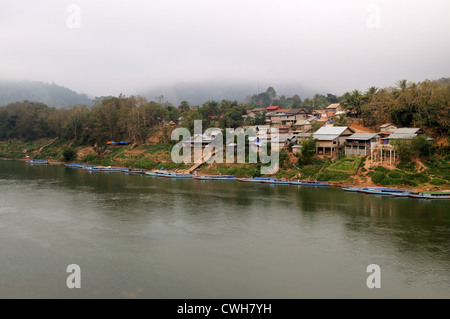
[[138, 81, 319, 106], [0, 79, 322, 107], [0, 80, 93, 108]]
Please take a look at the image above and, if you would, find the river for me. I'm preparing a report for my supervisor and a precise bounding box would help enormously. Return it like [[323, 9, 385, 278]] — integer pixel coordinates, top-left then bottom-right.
[[0, 160, 448, 298]]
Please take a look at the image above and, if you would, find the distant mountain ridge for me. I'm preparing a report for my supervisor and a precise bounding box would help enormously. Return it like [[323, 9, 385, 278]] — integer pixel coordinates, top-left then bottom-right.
[[139, 82, 317, 106], [0, 80, 93, 108]]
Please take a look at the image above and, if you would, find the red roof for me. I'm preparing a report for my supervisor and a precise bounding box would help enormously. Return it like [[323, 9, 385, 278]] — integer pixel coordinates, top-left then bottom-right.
[[246, 110, 252, 114], [266, 105, 281, 111]]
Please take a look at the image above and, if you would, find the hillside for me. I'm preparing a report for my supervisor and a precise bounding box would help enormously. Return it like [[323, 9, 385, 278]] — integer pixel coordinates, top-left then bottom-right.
[[0, 80, 93, 108]]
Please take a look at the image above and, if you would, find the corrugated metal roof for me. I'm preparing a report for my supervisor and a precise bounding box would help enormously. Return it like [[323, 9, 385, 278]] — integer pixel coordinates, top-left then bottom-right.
[[380, 123, 395, 128], [284, 108, 309, 114], [388, 133, 417, 139], [346, 133, 378, 140], [314, 126, 350, 135], [392, 128, 421, 134], [313, 134, 339, 141]]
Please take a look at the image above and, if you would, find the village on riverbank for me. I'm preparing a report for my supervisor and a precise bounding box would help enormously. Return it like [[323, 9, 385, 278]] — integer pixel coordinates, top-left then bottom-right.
[[1, 103, 449, 194], [1, 80, 449, 193]]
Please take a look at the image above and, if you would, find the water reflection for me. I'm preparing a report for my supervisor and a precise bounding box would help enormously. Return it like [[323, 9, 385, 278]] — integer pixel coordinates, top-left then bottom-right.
[[0, 160, 449, 298]]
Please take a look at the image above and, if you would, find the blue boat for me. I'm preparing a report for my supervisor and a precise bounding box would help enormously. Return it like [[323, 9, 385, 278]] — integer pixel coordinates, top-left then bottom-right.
[[193, 174, 235, 181], [409, 191, 450, 199], [290, 180, 330, 187], [121, 168, 147, 174], [342, 187, 361, 192], [156, 172, 192, 179], [99, 166, 123, 172], [261, 178, 291, 185], [145, 170, 171, 177], [64, 163, 86, 169], [26, 159, 48, 165], [83, 166, 105, 172], [358, 187, 410, 197]]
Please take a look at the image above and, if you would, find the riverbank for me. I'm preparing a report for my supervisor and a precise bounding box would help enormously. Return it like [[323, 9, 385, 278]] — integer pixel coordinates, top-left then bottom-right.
[[2, 137, 449, 193]]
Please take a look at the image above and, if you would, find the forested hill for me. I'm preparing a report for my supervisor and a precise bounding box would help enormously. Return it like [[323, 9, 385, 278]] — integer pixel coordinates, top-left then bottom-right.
[[0, 81, 93, 108]]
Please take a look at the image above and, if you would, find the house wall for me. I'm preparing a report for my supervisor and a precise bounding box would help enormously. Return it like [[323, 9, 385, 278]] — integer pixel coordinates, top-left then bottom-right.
[[295, 124, 312, 132], [380, 125, 397, 132], [326, 110, 336, 118], [316, 140, 337, 149], [345, 142, 370, 156]]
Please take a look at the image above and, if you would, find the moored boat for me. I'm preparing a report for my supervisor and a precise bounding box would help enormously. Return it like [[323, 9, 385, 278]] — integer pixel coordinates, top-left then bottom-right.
[[342, 187, 361, 192], [357, 187, 409, 196], [121, 168, 147, 174], [290, 180, 330, 187], [409, 191, 450, 199], [237, 177, 271, 183], [145, 170, 171, 176], [99, 166, 123, 172], [64, 163, 86, 169], [83, 165, 105, 171], [193, 174, 235, 180], [156, 172, 192, 178], [26, 159, 48, 165], [261, 178, 291, 184]]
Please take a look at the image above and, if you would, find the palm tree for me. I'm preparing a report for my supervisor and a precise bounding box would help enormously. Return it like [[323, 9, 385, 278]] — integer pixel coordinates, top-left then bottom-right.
[[396, 79, 408, 92], [334, 113, 349, 126], [366, 86, 378, 96], [341, 90, 365, 116]]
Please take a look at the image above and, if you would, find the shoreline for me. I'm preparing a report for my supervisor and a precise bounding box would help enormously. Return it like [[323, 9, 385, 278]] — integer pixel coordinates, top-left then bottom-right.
[[2, 156, 446, 193]]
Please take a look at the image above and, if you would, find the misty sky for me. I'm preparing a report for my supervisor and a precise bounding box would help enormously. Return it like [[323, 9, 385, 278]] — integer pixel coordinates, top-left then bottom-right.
[[1, 0, 449, 98]]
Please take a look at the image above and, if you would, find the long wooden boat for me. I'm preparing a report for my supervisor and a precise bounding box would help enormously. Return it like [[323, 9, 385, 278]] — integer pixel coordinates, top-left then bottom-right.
[[65, 163, 87, 169], [357, 187, 409, 196], [409, 191, 450, 199], [83, 166, 105, 172], [193, 175, 235, 181], [26, 159, 48, 165], [237, 177, 271, 183], [145, 170, 170, 176], [261, 178, 291, 185], [156, 172, 192, 179], [342, 187, 361, 192], [290, 180, 330, 187], [99, 166, 123, 172], [121, 168, 147, 174]]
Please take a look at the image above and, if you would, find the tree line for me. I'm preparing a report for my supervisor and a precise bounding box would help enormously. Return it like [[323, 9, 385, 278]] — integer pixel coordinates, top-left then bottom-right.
[[341, 78, 450, 135], [0, 78, 448, 148], [0, 96, 250, 146]]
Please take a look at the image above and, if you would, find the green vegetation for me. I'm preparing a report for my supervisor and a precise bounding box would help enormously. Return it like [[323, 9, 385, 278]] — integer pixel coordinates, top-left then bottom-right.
[[368, 166, 431, 187], [429, 178, 447, 186], [391, 136, 433, 163], [62, 147, 77, 161], [425, 157, 450, 181], [327, 157, 362, 175], [341, 79, 450, 135], [317, 171, 350, 181], [297, 137, 316, 166]]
